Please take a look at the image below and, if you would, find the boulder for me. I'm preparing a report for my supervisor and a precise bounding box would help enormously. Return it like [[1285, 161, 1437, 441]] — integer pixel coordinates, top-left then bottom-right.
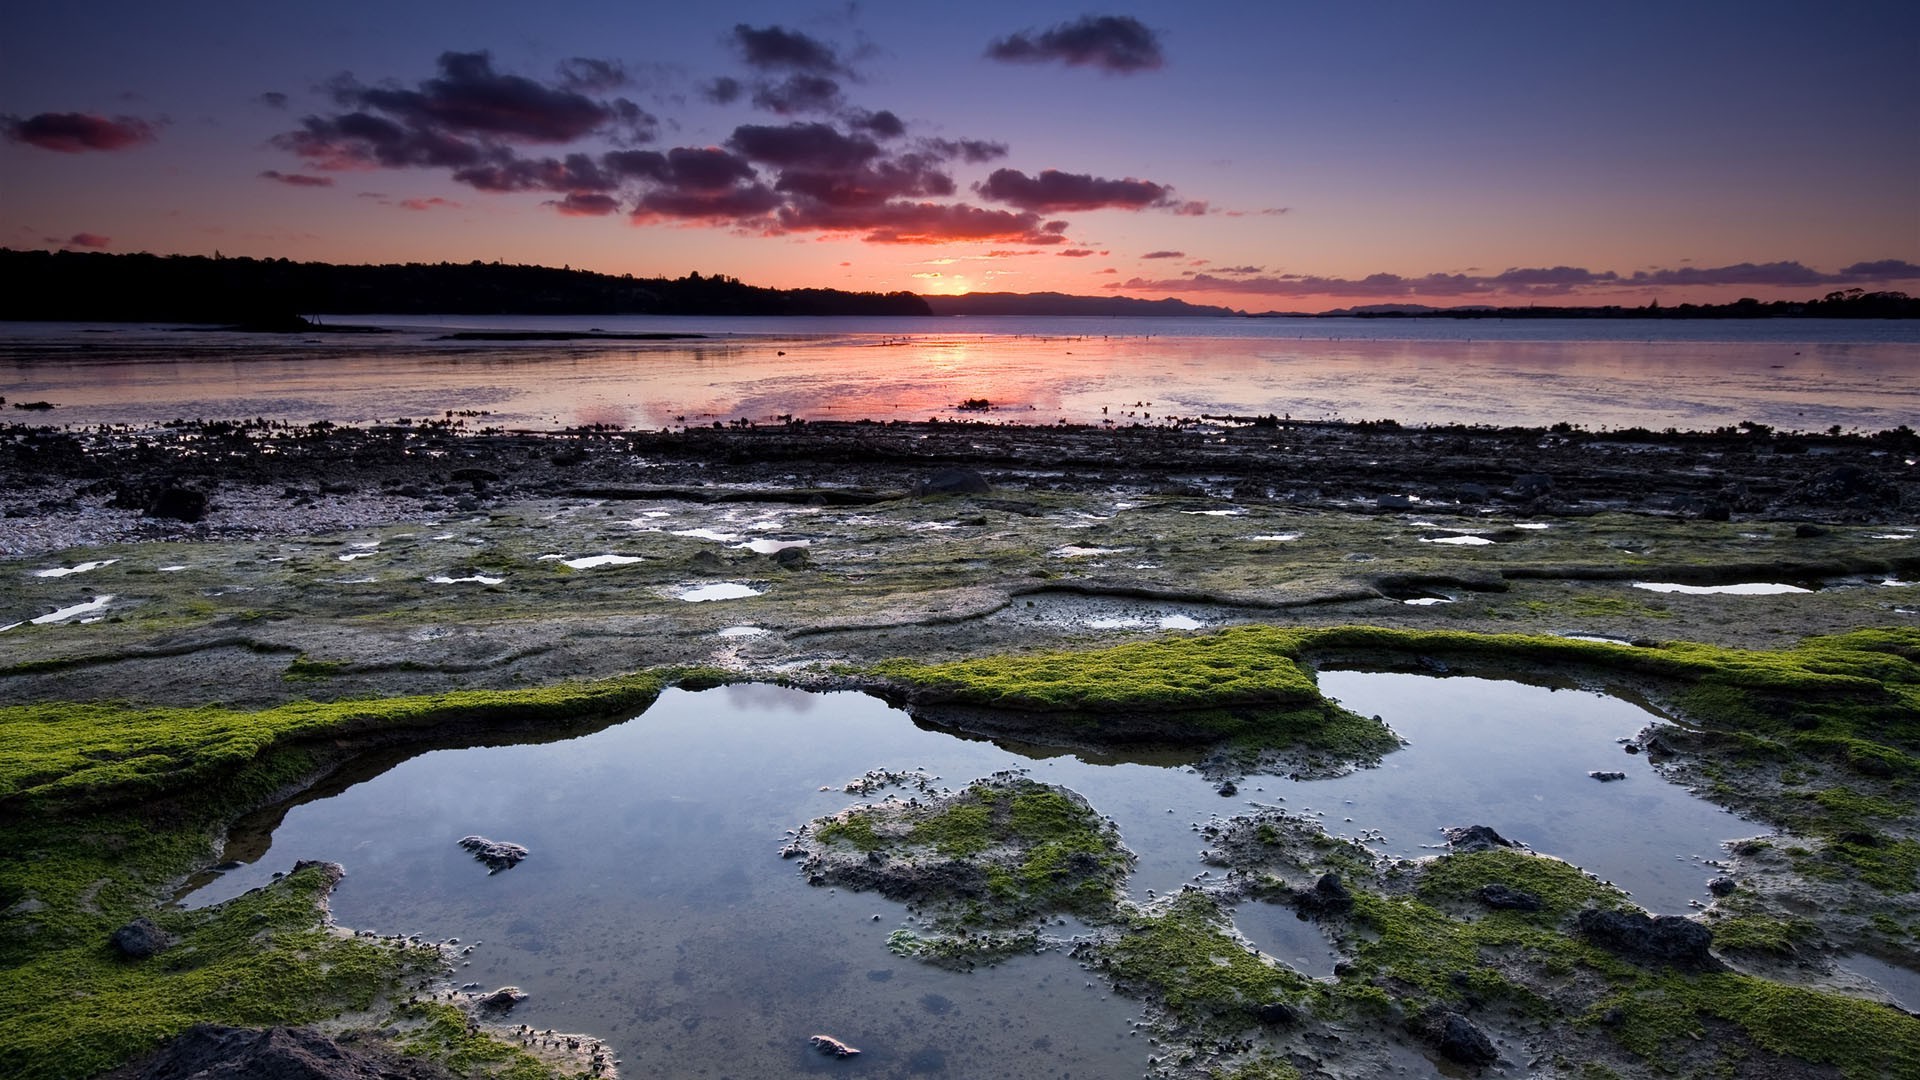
[[1575, 908, 1717, 971], [147, 485, 209, 522], [457, 836, 529, 874], [474, 986, 527, 1013], [809, 1034, 861, 1058], [1434, 1010, 1498, 1066], [1442, 825, 1515, 854], [109, 917, 173, 959], [1588, 770, 1627, 782], [1294, 872, 1354, 918], [112, 1024, 457, 1080]]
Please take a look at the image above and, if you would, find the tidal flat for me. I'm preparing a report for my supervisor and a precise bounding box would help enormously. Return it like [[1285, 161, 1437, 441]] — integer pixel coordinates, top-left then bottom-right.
[[1, 418, 1916, 1079]]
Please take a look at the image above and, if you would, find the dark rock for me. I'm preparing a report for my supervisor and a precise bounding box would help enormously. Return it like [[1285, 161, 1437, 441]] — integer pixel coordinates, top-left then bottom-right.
[[913, 467, 990, 496], [1622, 743, 1640, 754], [1473, 884, 1542, 912], [450, 468, 499, 483], [109, 1023, 458, 1080], [1851, 753, 1896, 779], [809, 1034, 861, 1058], [1706, 877, 1737, 897], [1431, 1009, 1499, 1066], [1794, 523, 1830, 538], [1249, 1001, 1301, 1026], [1587, 770, 1627, 782], [474, 986, 527, 1013], [772, 546, 808, 569], [457, 835, 529, 874], [1509, 473, 1554, 498], [1295, 873, 1353, 918], [689, 549, 727, 574], [109, 917, 173, 959], [1575, 908, 1717, 970], [147, 485, 209, 522], [1216, 781, 1238, 797], [1442, 825, 1515, 853]]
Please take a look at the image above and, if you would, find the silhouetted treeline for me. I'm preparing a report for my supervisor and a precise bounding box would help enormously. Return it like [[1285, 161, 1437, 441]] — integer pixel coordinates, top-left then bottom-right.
[[921, 291, 1242, 318], [1343, 289, 1917, 320], [0, 249, 932, 322]]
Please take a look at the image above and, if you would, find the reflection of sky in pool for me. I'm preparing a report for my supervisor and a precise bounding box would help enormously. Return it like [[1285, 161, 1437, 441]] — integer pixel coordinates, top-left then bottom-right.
[[176, 671, 1797, 1073]]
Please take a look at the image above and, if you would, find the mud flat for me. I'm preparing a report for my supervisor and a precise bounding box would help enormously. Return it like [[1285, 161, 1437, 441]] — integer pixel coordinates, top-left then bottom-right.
[[1, 417, 1915, 1078]]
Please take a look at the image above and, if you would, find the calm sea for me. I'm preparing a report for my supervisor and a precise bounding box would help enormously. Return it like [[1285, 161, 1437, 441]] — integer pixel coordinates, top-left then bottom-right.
[[3, 315, 1916, 433]]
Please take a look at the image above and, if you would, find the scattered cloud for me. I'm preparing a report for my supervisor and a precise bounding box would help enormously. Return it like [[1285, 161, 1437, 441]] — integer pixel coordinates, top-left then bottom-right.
[[341, 51, 635, 142], [1112, 260, 1920, 300], [556, 57, 630, 93], [975, 168, 1175, 212], [548, 192, 620, 216], [986, 15, 1164, 74], [751, 74, 843, 115], [848, 109, 904, 139], [257, 92, 289, 109], [4, 112, 157, 152], [67, 232, 111, 248], [260, 169, 334, 187], [777, 200, 1069, 245], [730, 24, 850, 75], [920, 137, 1008, 164], [702, 77, 744, 105], [1140, 250, 1185, 259], [1057, 249, 1097, 257], [396, 196, 460, 211]]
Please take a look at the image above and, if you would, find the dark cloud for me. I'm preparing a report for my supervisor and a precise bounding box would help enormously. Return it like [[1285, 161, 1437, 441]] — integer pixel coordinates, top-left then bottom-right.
[[273, 111, 486, 170], [776, 156, 955, 207], [1057, 249, 1097, 257], [777, 200, 1070, 245], [67, 232, 111, 248], [1140, 250, 1185, 260], [396, 196, 460, 211], [1215, 265, 1266, 275], [849, 109, 905, 138], [702, 77, 744, 105], [548, 192, 620, 216], [730, 24, 849, 75], [750, 74, 842, 114], [630, 183, 783, 225], [557, 58, 630, 93], [1112, 260, 1920, 299], [257, 92, 289, 109], [986, 15, 1164, 74], [330, 51, 629, 144], [260, 169, 335, 187], [920, 138, 1008, 164], [452, 151, 613, 194], [975, 167, 1171, 212], [3, 112, 157, 152], [728, 122, 879, 170]]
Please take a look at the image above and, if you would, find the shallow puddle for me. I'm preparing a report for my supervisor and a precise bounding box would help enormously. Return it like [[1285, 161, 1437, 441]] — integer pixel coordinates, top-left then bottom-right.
[[546, 554, 642, 570], [1632, 582, 1812, 595], [1832, 953, 1920, 1012], [180, 672, 1768, 1070], [31, 559, 117, 578], [675, 582, 762, 601]]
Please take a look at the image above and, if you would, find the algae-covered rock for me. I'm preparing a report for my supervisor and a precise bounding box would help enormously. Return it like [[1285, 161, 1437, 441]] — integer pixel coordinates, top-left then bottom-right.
[[793, 771, 1132, 939]]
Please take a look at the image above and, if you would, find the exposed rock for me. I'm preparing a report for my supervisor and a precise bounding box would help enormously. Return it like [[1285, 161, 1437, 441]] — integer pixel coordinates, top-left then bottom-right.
[[1419, 1007, 1499, 1067], [913, 467, 990, 496], [1575, 908, 1718, 971], [809, 1034, 861, 1058], [1249, 1001, 1301, 1026], [1706, 876, 1737, 897], [1216, 780, 1238, 797], [1293, 873, 1354, 918], [457, 835, 529, 874], [771, 546, 808, 569], [109, 917, 173, 959], [1442, 825, 1515, 853], [1588, 770, 1627, 782], [474, 986, 527, 1013], [105, 1023, 457, 1080], [1473, 883, 1542, 912], [148, 485, 210, 522]]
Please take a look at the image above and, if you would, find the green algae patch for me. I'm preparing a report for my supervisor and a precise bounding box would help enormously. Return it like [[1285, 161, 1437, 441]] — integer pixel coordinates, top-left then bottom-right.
[[1592, 970, 1920, 1080], [1091, 890, 1312, 1023], [391, 1001, 561, 1080], [0, 862, 441, 1080], [1417, 849, 1627, 923], [796, 772, 1132, 947], [0, 671, 675, 808], [872, 631, 1324, 711]]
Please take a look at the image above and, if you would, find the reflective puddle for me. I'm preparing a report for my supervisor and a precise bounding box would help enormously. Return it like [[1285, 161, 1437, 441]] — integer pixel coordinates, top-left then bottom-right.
[[181, 672, 1772, 1075]]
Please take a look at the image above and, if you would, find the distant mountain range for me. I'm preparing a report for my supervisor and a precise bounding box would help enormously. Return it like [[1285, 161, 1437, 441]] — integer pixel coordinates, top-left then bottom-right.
[[2, 249, 1910, 322]]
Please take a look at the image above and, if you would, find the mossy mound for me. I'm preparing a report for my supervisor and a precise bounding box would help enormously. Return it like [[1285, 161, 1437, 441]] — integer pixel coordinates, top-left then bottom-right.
[[797, 772, 1133, 952]]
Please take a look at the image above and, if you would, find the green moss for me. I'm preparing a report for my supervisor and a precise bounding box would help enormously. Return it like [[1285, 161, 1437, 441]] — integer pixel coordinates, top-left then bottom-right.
[[283, 655, 349, 681], [0, 864, 439, 1080], [1094, 891, 1310, 1022], [814, 813, 884, 852], [1594, 971, 1920, 1080], [1417, 849, 1625, 922], [908, 801, 993, 856], [1707, 915, 1815, 956], [1210, 1054, 1304, 1080], [392, 1001, 564, 1080]]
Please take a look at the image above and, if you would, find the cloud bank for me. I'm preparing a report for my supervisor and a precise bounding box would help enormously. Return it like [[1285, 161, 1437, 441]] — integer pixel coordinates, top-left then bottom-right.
[[985, 16, 1165, 73]]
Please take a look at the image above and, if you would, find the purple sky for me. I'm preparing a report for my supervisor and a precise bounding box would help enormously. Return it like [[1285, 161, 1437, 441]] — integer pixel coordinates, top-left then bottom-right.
[[3, 1, 1916, 310]]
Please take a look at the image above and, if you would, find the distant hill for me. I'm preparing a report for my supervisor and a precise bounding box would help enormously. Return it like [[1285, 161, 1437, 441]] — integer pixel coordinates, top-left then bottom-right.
[[0, 249, 931, 322], [918, 291, 1246, 317]]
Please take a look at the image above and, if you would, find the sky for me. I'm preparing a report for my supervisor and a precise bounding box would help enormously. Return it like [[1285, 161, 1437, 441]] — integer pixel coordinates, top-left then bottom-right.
[[3, 1, 1916, 312]]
